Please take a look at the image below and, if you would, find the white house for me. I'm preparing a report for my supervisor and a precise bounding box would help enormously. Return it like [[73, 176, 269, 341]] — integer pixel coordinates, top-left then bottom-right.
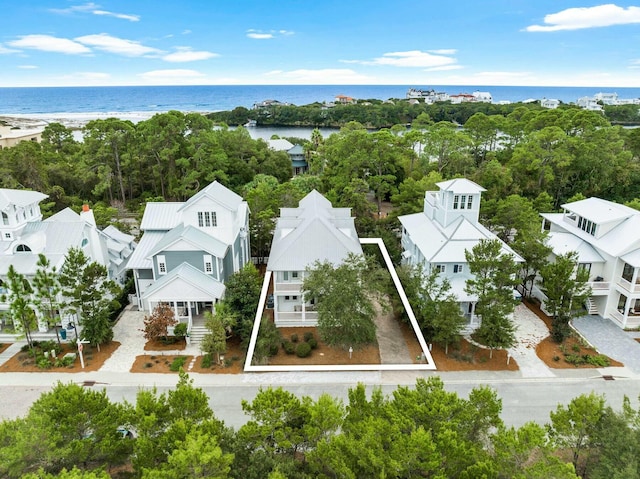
[[472, 91, 492, 103], [0, 188, 135, 332], [126, 181, 250, 340], [541, 98, 560, 109], [539, 197, 640, 328], [398, 179, 523, 329], [267, 190, 362, 327]]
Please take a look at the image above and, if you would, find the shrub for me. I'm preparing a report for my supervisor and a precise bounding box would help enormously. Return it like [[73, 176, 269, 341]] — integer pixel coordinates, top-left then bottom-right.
[[174, 323, 188, 338], [37, 357, 52, 369], [169, 356, 188, 371], [307, 337, 318, 349], [553, 355, 561, 362], [143, 362, 153, 369], [290, 333, 299, 343], [586, 354, 610, 367], [201, 354, 213, 369], [283, 341, 295, 354], [303, 331, 314, 342], [564, 353, 585, 366], [269, 344, 280, 356], [296, 342, 312, 358], [571, 343, 581, 353]]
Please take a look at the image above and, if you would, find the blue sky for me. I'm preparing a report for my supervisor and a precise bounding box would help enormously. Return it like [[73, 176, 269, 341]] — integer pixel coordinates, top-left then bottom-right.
[[1, 1, 640, 87]]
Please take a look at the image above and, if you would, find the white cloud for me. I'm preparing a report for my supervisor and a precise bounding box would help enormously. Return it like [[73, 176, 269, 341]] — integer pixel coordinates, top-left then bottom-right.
[[345, 50, 457, 68], [246, 29, 294, 39], [0, 44, 20, 54], [93, 9, 140, 22], [429, 49, 457, 55], [526, 4, 640, 32], [18, 65, 38, 69], [8, 34, 91, 54], [75, 34, 161, 56], [247, 32, 274, 39], [162, 47, 219, 62], [425, 65, 463, 72], [263, 68, 371, 84], [50, 3, 139, 21]]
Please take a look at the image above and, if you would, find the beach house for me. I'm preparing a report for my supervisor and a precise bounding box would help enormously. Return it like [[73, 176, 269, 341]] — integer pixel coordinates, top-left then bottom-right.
[[126, 181, 250, 339], [267, 190, 362, 327], [398, 179, 523, 329], [0, 188, 135, 332], [539, 197, 640, 328]]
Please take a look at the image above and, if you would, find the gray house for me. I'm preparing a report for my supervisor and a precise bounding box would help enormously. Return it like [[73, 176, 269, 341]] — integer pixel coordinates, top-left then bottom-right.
[[127, 181, 250, 336]]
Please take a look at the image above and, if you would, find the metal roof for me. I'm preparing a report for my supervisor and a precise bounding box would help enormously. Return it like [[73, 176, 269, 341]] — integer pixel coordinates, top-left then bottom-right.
[[0, 188, 48, 210], [139, 202, 183, 231], [436, 178, 486, 194], [142, 262, 225, 300], [147, 224, 229, 259], [268, 191, 361, 271], [546, 232, 605, 263], [126, 231, 164, 269], [562, 197, 637, 225], [177, 181, 243, 212]]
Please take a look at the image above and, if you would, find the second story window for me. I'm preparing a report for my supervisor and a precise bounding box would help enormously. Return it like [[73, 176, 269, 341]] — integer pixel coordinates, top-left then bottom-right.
[[453, 264, 464, 273], [460, 195, 467, 210], [453, 195, 459, 210], [467, 196, 473, 209], [204, 255, 213, 274], [198, 211, 218, 227], [435, 264, 446, 273], [157, 255, 167, 275]]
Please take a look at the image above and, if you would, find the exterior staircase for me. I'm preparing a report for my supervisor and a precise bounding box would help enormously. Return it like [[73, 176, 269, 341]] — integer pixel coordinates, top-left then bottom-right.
[[585, 296, 598, 315], [188, 325, 208, 345]]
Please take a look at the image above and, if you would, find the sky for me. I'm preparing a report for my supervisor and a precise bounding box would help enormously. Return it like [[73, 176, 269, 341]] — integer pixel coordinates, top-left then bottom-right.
[[1, 1, 640, 87]]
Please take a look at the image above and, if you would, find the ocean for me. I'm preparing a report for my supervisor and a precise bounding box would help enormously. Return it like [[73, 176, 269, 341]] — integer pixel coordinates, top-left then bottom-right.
[[2, 84, 640, 118]]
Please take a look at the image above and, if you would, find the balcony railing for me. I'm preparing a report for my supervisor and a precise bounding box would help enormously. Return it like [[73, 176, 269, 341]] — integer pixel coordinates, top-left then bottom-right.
[[273, 282, 303, 293], [618, 278, 640, 293]]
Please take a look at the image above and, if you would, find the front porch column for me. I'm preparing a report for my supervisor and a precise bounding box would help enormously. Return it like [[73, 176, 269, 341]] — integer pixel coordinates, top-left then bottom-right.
[[172, 301, 179, 322], [470, 302, 477, 324], [302, 301, 307, 323], [632, 267, 639, 290], [187, 301, 193, 331]]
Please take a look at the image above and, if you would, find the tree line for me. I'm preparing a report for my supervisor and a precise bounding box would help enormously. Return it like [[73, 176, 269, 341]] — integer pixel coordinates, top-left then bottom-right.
[[2, 373, 639, 478]]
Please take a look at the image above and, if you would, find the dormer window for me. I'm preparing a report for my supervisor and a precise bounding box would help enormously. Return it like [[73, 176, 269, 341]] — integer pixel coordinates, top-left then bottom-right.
[[577, 216, 596, 236], [15, 244, 31, 253], [1, 212, 8, 225], [467, 196, 473, 209], [453, 195, 459, 210], [197, 211, 218, 227]]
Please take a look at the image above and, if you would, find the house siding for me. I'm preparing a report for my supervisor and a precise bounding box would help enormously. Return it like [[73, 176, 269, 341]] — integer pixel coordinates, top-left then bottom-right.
[[153, 250, 218, 280]]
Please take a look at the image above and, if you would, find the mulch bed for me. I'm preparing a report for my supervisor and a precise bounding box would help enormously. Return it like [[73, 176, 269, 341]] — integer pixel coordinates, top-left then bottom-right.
[[0, 341, 120, 372], [143, 337, 186, 351]]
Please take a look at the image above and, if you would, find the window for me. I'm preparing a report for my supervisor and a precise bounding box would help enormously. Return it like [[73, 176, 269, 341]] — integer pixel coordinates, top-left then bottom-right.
[[284, 295, 298, 301], [292, 271, 299, 279], [577, 216, 597, 236], [453, 264, 464, 273], [81, 238, 89, 247], [198, 211, 217, 227], [1, 212, 8, 226], [157, 255, 167, 275], [4, 232, 11, 240], [460, 195, 467, 210], [435, 264, 446, 273], [15, 244, 31, 252], [578, 263, 591, 275], [453, 195, 459, 210], [204, 255, 213, 274], [467, 196, 473, 209]]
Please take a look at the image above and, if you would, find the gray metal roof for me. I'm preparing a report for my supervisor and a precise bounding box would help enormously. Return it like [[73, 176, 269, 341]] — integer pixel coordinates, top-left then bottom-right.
[[139, 202, 183, 231], [268, 190, 362, 271], [436, 178, 486, 194], [126, 231, 164, 269], [0, 188, 48, 211], [142, 262, 226, 300], [147, 224, 229, 259], [177, 181, 243, 212]]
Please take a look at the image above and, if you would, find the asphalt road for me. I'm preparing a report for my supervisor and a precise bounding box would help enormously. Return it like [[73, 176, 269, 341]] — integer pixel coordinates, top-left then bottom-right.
[[4, 373, 640, 430]]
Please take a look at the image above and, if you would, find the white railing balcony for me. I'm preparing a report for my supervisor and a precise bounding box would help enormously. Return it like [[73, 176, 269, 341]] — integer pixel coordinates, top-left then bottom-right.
[[618, 278, 640, 293], [587, 281, 610, 295], [274, 282, 302, 293], [611, 309, 625, 326]]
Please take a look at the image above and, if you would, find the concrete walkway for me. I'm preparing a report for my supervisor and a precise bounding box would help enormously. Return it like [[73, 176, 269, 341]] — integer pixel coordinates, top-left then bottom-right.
[[573, 314, 640, 374], [373, 301, 413, 364], [508, 304, 555, 378]]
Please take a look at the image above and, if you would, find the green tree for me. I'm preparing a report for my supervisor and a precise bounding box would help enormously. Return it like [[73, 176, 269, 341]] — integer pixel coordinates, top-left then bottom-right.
[[303, 254, 387, 349], [141, 430, 233, 479], [547, 392, 607, 477], [539, 252, 591, 342], [465, 239, 520, 356], [201, 305, 233, 363], [32, 254, 62, 344], [2, 265, 37, 351], [1, 382, 133, 477], [223, 263, 262, 342]]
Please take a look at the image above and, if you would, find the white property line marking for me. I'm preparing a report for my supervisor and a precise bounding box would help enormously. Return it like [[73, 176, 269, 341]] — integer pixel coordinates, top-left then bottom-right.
[[243, 239, 437, 372]]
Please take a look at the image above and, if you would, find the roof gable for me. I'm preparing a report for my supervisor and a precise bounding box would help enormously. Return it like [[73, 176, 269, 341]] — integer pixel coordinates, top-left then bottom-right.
[[178, 181, 243, 212], [0, 188, 48, 210], [147, 224, 229, 258]]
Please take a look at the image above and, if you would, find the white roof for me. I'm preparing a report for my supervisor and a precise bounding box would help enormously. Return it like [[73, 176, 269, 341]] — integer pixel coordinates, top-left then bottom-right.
[[562, 197, 637, 225], [266, 138, 294, 151], [178, 181, 244, 212], [621, 248, 640, 268], [142, 262, 225, 301], [546, 232, 605, 263], [0, 188, 48, 210], [139, 202, 183, 231], [126, 231, 164, 269], [267, 190, 362, 271], [436, 178, 486, 195], [147, 224, 229, 258], [399, 212, 523, 263]]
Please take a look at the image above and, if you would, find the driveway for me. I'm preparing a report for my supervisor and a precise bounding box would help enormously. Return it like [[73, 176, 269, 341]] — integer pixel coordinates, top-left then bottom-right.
[[573, 315, 640, 374]]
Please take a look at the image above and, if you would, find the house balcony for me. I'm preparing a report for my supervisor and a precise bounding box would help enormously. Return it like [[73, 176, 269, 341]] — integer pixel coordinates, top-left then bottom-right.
[[587, 280, 610, 295], [617, 278, 640, 294], [273, 282, 303, 293]]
